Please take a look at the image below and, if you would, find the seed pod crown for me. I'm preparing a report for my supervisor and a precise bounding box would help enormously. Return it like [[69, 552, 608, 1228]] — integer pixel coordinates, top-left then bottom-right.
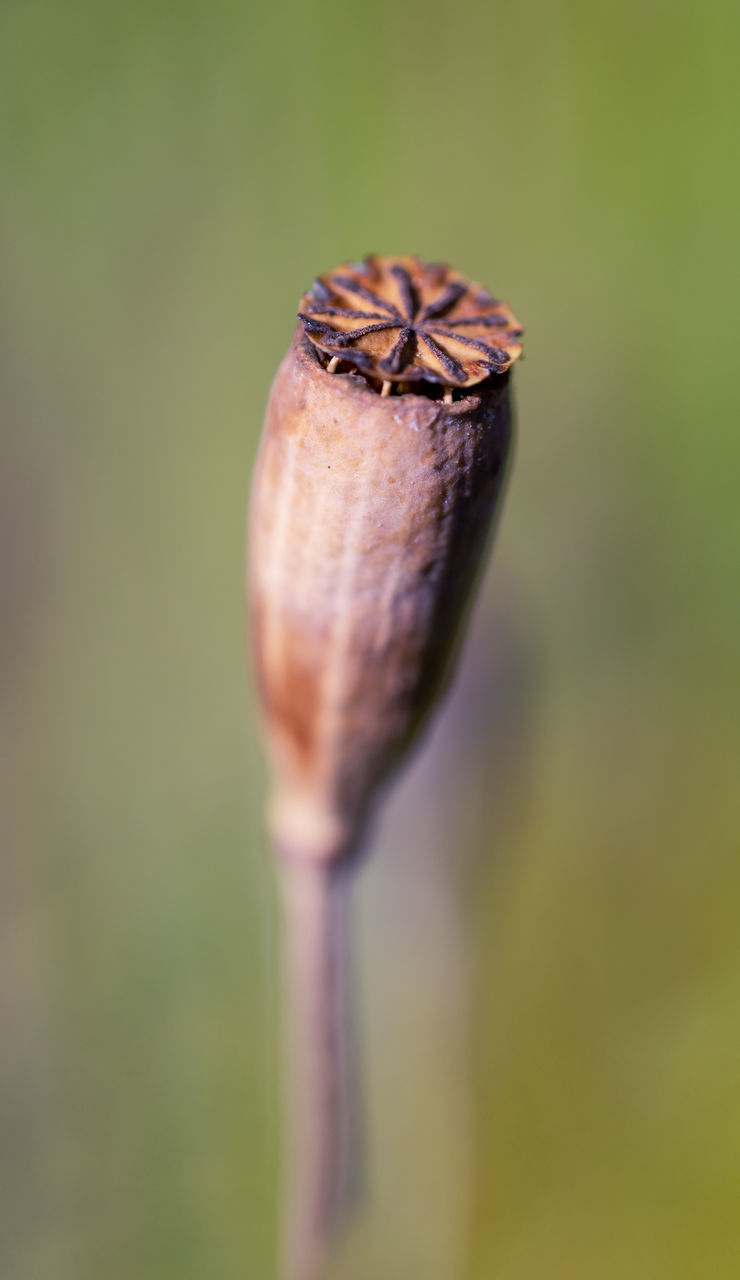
[[298, 254, 523, 390]]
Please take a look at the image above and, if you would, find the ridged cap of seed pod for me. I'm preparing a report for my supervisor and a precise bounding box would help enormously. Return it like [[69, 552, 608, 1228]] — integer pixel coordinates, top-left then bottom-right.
[[298, 254, 523, 389]]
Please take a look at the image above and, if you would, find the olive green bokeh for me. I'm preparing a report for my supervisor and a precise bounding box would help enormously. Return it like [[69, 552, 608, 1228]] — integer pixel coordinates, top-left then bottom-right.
[[2, 2, 739, 1277]]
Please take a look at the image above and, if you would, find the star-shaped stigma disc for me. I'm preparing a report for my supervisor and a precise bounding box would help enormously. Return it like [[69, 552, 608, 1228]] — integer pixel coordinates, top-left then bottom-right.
[[298, 255, 524, 391]]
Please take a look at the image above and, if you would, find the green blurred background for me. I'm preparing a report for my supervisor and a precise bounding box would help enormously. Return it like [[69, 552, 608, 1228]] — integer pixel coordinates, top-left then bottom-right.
[[2, 1, 739, 1277]]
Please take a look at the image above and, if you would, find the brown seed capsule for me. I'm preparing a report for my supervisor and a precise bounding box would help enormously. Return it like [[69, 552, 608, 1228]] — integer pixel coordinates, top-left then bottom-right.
[[248, 257, 523, 1279], [248, 256, 521, 867]]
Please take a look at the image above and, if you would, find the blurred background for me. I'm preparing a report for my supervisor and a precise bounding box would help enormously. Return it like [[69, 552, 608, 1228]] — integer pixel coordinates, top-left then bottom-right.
[[2, 1, 739, 1277]]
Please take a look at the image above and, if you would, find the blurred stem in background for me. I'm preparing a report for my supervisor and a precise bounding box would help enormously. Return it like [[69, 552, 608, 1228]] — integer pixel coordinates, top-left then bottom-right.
[[279, 860, 358, 1280]]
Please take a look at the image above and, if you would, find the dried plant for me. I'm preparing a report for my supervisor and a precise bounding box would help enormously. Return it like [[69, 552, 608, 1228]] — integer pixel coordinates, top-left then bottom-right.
[[247, 255, 523, 1279]]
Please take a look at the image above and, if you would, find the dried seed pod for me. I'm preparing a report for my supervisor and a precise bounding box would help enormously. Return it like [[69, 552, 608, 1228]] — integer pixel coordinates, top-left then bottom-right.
[[248, 256, 523, 1280], [249, 257, 521, 865]]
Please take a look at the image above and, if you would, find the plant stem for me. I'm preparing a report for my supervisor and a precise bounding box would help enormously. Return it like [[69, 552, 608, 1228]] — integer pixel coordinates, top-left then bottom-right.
[[278, 856, 358, 1280]]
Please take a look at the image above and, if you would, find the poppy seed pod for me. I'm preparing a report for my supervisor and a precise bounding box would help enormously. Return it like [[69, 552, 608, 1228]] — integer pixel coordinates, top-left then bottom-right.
[[248, 256, 521, 867]]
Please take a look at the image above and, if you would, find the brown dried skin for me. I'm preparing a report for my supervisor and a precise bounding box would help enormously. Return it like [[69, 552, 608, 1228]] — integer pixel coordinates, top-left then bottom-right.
[[248, 331, 513, 865], [299, 255, 524, 388]]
